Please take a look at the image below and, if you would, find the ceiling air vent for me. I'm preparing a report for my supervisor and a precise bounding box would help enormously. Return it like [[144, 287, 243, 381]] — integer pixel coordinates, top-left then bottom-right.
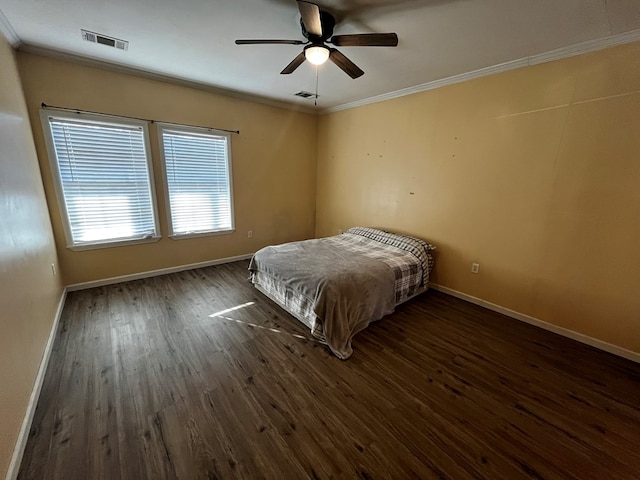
[[294, 91, 317, 99], [81, 29, 129, 51]]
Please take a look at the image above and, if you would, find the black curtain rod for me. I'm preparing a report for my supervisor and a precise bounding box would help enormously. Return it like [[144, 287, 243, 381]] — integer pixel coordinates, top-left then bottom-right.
[[41, 103, 240, 135]]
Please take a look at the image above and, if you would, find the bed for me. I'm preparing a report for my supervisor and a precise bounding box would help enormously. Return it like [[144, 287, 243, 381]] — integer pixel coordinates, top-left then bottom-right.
[[248, 227, 435, 359]]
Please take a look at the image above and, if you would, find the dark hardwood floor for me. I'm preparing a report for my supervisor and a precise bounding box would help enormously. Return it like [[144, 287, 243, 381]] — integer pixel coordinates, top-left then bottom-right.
[[19, 260, 640, 479]]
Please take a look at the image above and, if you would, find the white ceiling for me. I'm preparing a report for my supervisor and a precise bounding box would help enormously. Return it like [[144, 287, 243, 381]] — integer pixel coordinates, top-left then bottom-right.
[[1, 0, 640, 111]]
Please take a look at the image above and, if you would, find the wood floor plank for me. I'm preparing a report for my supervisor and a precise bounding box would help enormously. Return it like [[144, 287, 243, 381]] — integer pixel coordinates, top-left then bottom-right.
[[18, 260, 640, 479]]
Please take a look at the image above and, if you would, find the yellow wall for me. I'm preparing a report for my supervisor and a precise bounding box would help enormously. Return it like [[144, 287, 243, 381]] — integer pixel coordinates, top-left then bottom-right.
[[317, 41, 640, 353], [5, 30, 638, 480], [18, 52, 318, 285], [0, 37, 64, 477]]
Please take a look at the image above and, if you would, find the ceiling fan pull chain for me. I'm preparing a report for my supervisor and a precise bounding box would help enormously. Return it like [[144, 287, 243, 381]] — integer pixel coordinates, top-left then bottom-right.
[[315, 64, 319, 106]]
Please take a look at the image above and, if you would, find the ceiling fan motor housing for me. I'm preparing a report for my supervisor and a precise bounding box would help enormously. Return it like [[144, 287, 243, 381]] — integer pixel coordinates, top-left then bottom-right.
[[301, 10, 335, 42]]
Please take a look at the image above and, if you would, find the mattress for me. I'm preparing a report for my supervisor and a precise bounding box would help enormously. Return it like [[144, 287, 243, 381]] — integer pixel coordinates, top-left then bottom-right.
[[249, 227, 435, 358]]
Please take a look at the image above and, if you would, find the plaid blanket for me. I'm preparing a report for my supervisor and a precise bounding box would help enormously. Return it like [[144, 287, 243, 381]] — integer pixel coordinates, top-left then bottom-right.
[[250, 237, 397, 359], [327, 228, 435, 304]]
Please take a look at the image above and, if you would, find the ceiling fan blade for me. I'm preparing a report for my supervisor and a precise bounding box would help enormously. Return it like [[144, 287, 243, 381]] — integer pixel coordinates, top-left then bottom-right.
[[330, 33, 399, 47], [281, 52, 306, 74], [235, 39, 306, 45], [297, 1, 322, 37], [329, 48, 364, 79]]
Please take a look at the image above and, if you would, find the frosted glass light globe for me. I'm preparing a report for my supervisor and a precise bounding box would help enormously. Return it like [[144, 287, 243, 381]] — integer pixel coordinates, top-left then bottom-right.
[[305, 46, 330, 65]]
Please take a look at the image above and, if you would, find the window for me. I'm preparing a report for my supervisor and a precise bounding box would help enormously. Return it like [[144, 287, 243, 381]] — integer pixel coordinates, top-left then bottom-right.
[[40, 110, 159, 249], [158, 124, 234, 237]]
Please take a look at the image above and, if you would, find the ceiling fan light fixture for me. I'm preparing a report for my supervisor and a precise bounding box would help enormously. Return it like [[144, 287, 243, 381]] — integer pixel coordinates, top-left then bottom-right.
[[305, 45, 329, 65], [235, 1, 398, 78]]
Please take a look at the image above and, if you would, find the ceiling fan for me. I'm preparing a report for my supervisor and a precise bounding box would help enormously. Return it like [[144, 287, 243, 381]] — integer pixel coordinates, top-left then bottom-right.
[[235, 0, 398, 79]]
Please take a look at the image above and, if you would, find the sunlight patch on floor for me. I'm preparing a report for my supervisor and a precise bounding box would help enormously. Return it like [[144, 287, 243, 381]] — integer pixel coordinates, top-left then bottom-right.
[[220, 316, 313, 340], [209, 301, 320, 342], [209, 301, 255, 318]]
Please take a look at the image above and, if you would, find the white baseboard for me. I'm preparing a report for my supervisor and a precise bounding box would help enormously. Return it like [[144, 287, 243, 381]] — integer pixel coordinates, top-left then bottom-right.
[[10, 268, 633, 480], [430, 283, 640, 364], [6, 253, 254, 478], [6, 288, 67, 480], [66, 253, 254, 291]]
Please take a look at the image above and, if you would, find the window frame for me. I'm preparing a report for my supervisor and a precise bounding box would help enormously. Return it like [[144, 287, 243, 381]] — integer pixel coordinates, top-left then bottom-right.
[[156, 122, 235, 240], [40, 108, 161, 251]]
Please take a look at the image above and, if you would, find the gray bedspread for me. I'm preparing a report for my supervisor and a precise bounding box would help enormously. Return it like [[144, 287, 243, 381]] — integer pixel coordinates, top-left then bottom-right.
[[249, 238, 396, 359]]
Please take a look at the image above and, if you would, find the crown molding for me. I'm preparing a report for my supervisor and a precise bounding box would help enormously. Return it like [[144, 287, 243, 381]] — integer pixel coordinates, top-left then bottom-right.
[[18, 43, 318, 115], [0, 7, 20, 47], [527, 28, 640, 65], [325, 29, 640, 114], [14, 27, 640, 116], [324, 58, 529, 113]]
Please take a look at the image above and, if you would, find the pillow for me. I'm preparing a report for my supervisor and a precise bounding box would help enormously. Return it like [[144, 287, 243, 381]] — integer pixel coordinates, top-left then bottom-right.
[[345, 226, 436, 278]]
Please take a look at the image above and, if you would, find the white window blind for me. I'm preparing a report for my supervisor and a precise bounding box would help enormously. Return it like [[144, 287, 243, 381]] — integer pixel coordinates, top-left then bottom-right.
[[159, 125, 234, 236], [43, 112, 159, 248]]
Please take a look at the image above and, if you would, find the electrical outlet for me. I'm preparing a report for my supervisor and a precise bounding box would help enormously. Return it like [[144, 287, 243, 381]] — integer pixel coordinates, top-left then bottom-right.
[[51, 263, 57, 276], [338, 229, 343, 234], [247, 230, 253, 239], [471, 263, 480, 274]]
